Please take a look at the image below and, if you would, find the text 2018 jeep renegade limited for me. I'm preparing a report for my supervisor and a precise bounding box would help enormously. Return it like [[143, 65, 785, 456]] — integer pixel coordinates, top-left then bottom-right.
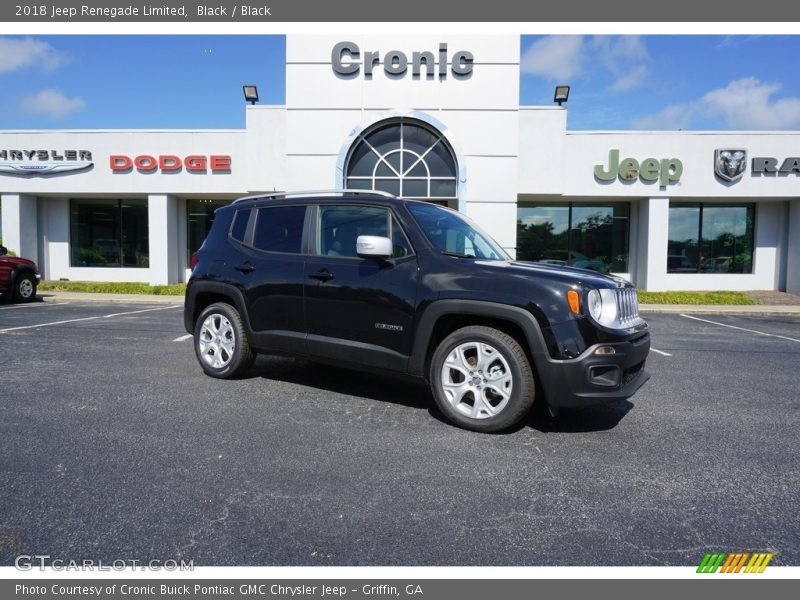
[[184, 191, 650, 432]]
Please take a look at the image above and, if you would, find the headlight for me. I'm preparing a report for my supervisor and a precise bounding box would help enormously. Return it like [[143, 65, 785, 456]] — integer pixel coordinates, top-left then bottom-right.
[[587, 289, 602, 321], [586, 288, 619, 328]]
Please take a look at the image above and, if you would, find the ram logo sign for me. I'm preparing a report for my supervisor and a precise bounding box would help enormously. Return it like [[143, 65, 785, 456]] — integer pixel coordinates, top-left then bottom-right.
[[715, 149, 747, 182]]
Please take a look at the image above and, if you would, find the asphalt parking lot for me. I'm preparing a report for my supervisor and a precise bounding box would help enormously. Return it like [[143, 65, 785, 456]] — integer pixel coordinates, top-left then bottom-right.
[[0, 300, 798, 566]]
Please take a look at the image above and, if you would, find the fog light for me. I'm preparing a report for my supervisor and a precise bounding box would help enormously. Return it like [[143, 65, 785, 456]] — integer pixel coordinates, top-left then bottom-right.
[[595, 346, 616, 356]]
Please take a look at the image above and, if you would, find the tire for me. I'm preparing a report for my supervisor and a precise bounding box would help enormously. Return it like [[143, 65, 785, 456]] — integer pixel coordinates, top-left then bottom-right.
[[193, 302, 255, 379], [429, 325, 535, 433], [13, 274, 37, 303]]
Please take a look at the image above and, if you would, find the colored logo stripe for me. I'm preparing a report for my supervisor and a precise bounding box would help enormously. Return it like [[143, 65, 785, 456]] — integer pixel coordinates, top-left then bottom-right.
[[697, 552, 773, 573]]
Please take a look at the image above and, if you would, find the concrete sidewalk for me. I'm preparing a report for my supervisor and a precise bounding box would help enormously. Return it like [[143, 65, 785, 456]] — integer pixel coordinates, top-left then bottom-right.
[[39, 291, 183, 304], [36, 290, 800, 315], [639, 304, 800, 315]]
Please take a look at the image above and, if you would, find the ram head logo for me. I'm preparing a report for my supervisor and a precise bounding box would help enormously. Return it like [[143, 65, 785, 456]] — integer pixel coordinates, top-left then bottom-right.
[[715, 149, 747, 182]]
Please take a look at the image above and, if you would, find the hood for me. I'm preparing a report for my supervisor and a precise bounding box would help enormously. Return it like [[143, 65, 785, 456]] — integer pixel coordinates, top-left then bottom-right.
[[3, 256, 37, 270], [475, 259, 632, 289]]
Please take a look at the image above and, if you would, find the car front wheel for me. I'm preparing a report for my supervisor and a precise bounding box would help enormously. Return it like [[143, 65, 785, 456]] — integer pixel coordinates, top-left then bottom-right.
[[14, 274, 37, 303], [429, 325, 535, 433], [194, 302, 255, 379]]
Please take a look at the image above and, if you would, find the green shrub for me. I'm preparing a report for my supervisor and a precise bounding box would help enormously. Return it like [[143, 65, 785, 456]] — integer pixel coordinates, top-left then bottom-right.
[[38, 281, 186, 295], [637, 291, 757, 305]]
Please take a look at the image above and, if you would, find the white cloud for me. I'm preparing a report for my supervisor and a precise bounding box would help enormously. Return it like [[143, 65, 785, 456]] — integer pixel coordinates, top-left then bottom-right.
[[633, 77, 800, 130], [591, 36, 650, 92], [520, 36, 584, 81], [20, 89, 86, 119], [521, 35, 650, 93], [701, 78, 800, 129], [632, 104, 694, 130], [0, 37, 67, 74]]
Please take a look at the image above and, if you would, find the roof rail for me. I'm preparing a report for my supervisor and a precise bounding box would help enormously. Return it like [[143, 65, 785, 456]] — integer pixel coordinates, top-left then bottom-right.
[[232, 189, 397, 204]]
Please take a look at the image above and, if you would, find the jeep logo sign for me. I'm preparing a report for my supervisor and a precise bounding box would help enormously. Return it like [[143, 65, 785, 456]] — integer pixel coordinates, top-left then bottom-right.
[[331, 42, 473, 78], [594, 149, 683, 187]]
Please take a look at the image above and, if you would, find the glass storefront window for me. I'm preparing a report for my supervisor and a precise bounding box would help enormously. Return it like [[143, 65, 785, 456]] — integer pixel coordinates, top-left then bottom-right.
[[667, 203, 755, 273], [187, 199, 230, 260], [70, 199, 148, 268], [516, 202, 630, 273]]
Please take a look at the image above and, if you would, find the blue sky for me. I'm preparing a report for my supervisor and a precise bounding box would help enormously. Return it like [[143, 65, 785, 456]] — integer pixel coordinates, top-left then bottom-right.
[[0, 35, 285, 129], [1, 35, 799, 130]]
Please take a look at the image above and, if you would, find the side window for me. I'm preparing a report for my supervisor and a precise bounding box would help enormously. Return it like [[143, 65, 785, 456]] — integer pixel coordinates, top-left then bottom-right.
[[391, 216, 414, 258], [319, 206, 389, 258], [230, 208, 251, 242], [253, 206, 306, 254]]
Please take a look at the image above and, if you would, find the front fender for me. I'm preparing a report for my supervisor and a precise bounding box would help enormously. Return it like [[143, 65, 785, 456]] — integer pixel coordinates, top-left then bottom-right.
[[408, 299, 552, 378]]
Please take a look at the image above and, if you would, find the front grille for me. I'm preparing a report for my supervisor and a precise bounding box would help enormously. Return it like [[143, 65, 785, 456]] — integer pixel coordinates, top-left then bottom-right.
[[615, 287, 641, 325]]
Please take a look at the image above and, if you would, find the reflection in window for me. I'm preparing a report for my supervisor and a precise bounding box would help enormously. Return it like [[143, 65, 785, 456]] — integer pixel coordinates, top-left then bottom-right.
[[516, 202, 630, 273], [409, 202, 506, 260], [345, 118, 458, 203], [667, 203, 754, 273], [187, 199, 230, 261], [70, 199, 149, 268], [319, 205, 388, 258]]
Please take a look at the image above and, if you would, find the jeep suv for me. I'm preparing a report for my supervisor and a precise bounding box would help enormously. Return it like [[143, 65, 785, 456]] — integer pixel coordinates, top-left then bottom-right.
[[184, 191, 650, 432], [0, 245, 40, 303]]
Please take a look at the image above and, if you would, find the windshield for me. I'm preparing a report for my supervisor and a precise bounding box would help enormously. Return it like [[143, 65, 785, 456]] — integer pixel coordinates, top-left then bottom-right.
[[407, 203, 509, 260]]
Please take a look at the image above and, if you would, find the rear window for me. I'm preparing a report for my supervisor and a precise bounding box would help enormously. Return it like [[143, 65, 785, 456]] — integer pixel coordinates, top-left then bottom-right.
[[230, 208, 251, 242], [253, 206, 306, 254]]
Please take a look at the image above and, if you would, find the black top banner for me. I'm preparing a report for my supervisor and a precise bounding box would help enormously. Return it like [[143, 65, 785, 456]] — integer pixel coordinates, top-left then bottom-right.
[[3, 0, 800, 22]]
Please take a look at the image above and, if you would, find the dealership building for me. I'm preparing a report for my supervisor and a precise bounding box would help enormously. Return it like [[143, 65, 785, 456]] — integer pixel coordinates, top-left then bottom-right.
[[1, 35, 799, 293]]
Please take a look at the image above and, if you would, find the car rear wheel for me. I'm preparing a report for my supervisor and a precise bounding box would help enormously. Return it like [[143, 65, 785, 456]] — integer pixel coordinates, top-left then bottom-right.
[[429, 326, 535, 433], [194, 302, 255, 379], [14, 274, 37, 303]]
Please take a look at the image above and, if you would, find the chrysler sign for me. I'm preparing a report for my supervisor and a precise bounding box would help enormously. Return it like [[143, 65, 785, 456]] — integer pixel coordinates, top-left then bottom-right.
[[0, 149, 93, 176]]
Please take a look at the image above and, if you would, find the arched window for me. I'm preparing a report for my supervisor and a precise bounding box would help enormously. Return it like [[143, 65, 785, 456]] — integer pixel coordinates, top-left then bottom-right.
[[344, 118, 458, 205]]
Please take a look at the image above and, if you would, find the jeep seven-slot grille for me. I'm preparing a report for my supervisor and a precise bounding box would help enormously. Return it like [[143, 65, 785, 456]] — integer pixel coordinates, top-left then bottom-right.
[[615, 288, 641, 325]]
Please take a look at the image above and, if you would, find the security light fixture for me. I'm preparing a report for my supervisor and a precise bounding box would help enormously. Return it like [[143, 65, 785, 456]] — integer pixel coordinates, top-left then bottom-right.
[[243, 85, 259, 105], [554, 85, 570, 106]]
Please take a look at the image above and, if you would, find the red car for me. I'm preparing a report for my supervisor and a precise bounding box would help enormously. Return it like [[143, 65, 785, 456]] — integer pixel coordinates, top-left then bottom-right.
[[0, 245, 40, 302]]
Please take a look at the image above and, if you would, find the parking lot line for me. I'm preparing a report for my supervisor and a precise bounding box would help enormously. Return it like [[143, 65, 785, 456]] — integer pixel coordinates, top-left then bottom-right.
[[0, 302, 70, 310], [680, 313, 800, 343], [172, 333, 193, 342], [0, 305, 181, 334], [650, 348, 673, 356]]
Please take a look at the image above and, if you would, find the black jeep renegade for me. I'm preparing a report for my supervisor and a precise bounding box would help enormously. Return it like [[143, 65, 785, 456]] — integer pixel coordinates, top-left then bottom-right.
[[184, 191, 650, 432]]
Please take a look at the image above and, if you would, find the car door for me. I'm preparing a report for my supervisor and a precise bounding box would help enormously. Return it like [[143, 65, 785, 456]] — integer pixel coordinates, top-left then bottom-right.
[[304, 204, 419, 372], [237, 203, 309, 355]]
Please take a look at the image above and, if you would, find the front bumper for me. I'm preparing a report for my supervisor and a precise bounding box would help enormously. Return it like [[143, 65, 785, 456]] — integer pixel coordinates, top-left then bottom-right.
[[538, 331, 651, 408]]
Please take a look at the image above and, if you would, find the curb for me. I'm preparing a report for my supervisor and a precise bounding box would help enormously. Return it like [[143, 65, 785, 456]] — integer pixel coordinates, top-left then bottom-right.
[[39, 292, 183, 305], [639, 305, 800, 316]]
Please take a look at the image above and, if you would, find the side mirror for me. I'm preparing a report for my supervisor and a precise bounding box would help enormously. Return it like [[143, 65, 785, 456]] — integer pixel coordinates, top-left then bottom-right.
[[0, 246, 7, 256], [356, 235, 393, 260]]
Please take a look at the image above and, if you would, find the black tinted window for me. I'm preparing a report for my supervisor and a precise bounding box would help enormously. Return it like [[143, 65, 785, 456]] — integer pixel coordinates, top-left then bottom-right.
[[253, 206, 306, 254], [319, 206, 388, 258], [391, 216, 414, 258], [230, 208, 251, 242]]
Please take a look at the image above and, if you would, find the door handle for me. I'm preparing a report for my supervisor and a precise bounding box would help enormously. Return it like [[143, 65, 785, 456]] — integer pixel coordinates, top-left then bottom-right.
[[234, 262, 256, 273], [309, 270, 334, 282]]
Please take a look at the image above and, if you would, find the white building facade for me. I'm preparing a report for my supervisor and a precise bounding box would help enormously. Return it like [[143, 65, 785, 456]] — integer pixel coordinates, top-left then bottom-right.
[[1, 34, 798, 293]]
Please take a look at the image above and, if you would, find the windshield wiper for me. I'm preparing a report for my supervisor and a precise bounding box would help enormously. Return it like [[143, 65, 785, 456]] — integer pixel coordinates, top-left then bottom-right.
[[441, 250, 476, 259]]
